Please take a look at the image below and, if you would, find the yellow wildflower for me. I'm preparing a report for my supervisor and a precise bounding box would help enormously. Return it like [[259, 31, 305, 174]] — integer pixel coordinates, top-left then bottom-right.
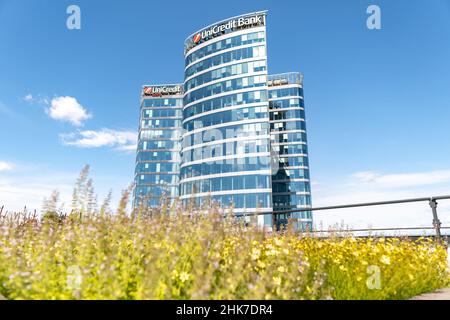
[[179, 271, 190, 283], [273, 276, 281, 286], [380, 255, 391, 265], [277, 266, 286, 273]]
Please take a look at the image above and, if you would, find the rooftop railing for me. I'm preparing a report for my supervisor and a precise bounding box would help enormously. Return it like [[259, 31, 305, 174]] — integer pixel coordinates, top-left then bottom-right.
[[268, 72, 303, 86], [235, 195, 450, 242]]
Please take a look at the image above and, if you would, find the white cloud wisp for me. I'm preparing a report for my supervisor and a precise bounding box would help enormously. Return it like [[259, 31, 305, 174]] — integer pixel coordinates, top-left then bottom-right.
[[0, 161, 14, 172], [60, 129, 137, 152]]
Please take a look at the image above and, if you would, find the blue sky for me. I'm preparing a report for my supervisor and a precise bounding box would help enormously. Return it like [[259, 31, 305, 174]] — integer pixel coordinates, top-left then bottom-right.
[[1, 0, 450, 230]]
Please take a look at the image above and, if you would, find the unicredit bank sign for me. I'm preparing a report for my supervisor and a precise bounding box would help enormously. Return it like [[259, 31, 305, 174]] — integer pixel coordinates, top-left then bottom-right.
[[185, 12, 266, 54], [142, 85, 183, 97]]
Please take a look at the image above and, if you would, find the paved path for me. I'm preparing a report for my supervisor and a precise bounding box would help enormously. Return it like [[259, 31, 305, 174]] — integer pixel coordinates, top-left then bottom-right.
[[411, 288, 450, 300]]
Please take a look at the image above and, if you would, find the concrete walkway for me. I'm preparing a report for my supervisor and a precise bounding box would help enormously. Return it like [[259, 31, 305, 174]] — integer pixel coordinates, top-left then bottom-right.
[[411, 288, 450, 300]]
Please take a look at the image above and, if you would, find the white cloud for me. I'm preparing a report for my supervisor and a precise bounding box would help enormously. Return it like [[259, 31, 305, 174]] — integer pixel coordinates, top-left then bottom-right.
[[0, 161, 14, 172], [23, 94, 34, 102], [0, 168, 128, 214], [0, 173, 74, 212], [351, 170, 450, 188], [22, 93, 49, 105], [60, 129, 137, 151], [47, 96, 91, 126]]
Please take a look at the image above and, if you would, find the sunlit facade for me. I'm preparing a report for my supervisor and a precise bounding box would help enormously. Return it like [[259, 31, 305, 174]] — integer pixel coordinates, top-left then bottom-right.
[[134, 11, 312, 230], [134, 85, 183, 208], [268, 73, 312, 230], [180, 11, 273, 227]]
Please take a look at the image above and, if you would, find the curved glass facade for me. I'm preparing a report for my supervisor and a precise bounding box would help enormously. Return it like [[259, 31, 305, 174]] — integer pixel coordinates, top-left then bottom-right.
[[134, 11, 313, 230], [181, 11, 273, 227]]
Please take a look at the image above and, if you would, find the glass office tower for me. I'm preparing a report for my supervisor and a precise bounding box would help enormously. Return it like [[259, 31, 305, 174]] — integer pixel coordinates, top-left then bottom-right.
[[133, 84, 183, 208], [181, 11, 273, 227], [134, 12, 313, 230], [268, 73, 312, 230]]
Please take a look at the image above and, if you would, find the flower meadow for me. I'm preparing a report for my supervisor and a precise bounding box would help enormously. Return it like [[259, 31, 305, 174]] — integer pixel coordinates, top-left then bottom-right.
[[0, 167, 448, 300]]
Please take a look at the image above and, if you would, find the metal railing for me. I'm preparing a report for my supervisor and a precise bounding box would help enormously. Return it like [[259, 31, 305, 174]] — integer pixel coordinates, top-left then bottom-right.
[[267, 72, 303, 86], [236, 195, 450, 242]]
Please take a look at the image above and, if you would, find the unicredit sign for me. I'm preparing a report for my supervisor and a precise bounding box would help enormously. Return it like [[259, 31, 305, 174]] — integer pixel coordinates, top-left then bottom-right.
[[185, 13, 266, 53], [143, 85, 183, 97]]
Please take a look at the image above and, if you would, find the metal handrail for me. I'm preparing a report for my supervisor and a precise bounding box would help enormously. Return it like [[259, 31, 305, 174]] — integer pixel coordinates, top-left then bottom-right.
[[233, 195, 450, 241], [271, 195, 450, 214], [311, 226, 450, 233]]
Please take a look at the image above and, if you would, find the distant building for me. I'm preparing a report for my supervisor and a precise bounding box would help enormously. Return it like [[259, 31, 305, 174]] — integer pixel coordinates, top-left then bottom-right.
[[268, 73, 312, 230], [133, 84, 183, 208]]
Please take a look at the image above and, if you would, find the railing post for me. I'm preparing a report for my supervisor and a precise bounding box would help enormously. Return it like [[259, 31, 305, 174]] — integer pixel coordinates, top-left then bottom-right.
[[429, 198, 442, 242]]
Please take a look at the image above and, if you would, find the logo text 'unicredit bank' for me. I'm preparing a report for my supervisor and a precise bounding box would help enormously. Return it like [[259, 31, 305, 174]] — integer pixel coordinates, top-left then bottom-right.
[[186, 13, 266, 53], [142, 85, 183, 97]]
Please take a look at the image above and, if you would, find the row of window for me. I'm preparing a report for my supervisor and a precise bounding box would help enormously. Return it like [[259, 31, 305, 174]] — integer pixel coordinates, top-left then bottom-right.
[[272, 181, 311, 193], [135, 162, 179, 173], [136, 151, 180, 162], [137, 173, 179, 185], [274, 212, 312, 233], [184, 90, 267, 119], [184, 74, 267, 105], [181, 174, 270, 195], [135, 196, 177, 208], [272, 144, 308, 155], [136, 169, 309, 186], [268, 87, 303, 99], [141, 119, 181, 129], [180, 160, 272, 180], [269, 98, 304, 110], [276, 156, 309, 168], [142, 98, 182, 108], [185, 45, 266, 78], [183, 106, 268, 131], [274, 211, 312, 221], [271, 132, 308, 144], [181, 139, 270, 163], [271, 121, 306, 132], [142, 108, 182, 118], [139, 121, 306, 147], [185, 31, 265, 66], [136, 193, 312, 212], [183, 122, 270, 147], [273, 194, 312, 207], [140, 129, 181, 140], [180, 157, 308, 179], [136, 168, 309, 188], [270, 109, 305, 121], [134, 185, 178, 197], [185, 60, 266, 91], [138, 140, 179, 151], [181, 193, 272, 209], [273, 169, 310, 181]]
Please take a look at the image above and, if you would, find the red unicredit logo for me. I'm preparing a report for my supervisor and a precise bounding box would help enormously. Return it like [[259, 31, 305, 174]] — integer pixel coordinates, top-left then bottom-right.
[[193, 33, 201, 44], [143, 85, 182, 97], [143, 87, 153, 95]]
